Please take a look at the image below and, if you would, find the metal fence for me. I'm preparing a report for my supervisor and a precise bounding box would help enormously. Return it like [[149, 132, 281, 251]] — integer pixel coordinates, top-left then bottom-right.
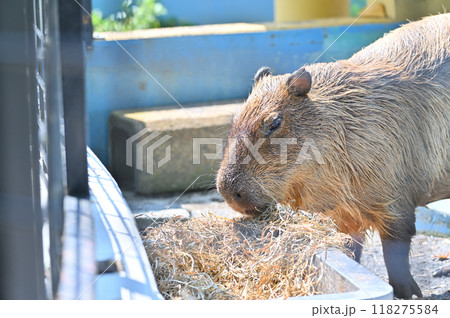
[[0, 0, 90, 299]]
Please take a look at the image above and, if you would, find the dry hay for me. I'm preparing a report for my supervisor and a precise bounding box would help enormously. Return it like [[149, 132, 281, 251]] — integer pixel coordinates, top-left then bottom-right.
[[141, 206, 350, 300]]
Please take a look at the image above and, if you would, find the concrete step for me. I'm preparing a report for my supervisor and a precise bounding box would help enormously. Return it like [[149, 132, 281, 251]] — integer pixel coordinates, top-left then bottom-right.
[[109, 100, 242, 195], [377, 0, 450, 21]]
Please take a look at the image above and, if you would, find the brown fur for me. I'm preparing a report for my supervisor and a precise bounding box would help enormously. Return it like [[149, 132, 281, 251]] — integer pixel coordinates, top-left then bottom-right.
[[218, 14, 449, 238], [217, 15, 450, 298], [217, 14, 450, 298]]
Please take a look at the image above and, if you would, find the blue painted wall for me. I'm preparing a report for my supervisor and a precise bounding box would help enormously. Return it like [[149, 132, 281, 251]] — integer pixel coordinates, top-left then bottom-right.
[[86, 22, 401, 165]]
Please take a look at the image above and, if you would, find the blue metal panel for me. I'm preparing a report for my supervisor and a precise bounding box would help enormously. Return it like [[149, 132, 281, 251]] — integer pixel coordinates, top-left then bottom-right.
[[86, 22, 401, 164]]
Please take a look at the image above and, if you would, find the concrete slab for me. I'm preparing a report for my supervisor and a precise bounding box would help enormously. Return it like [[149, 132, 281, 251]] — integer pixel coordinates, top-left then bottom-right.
[[181, 201, 241, 218], [123, 189, 239, 217], [109, 100, 242, 195], [134, 210, 191, 232], [377, 0, 450, 21], [428, 199, 450, 214], [416, 199, 450, 237]]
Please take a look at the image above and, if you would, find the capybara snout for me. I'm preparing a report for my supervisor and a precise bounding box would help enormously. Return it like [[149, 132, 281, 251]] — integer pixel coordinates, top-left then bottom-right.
[[217, 14, 450, 299], [217, 175, 271, 215]]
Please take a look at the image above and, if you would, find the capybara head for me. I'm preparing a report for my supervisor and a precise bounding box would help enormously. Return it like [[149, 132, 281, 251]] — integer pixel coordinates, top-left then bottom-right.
[[216, 66, 329, 215]]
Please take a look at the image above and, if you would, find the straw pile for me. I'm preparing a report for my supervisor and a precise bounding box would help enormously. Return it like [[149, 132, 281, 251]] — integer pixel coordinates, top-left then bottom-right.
[[141, 206, 350, 300]]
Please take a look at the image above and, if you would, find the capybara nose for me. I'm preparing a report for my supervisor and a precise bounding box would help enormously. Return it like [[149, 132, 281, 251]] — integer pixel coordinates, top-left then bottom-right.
[[217, 185, 255, 214], [234, 190, 251, 206], [220, 187, 251, 206]]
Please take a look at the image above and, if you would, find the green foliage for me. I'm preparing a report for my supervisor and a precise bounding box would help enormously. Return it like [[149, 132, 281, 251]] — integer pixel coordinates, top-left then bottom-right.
[[350, 0, 367, 17], [92, 0, 168, 32]]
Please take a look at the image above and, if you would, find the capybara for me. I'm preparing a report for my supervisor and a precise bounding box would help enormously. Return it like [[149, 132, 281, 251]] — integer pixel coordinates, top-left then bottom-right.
[[216, 14, 450, 299]]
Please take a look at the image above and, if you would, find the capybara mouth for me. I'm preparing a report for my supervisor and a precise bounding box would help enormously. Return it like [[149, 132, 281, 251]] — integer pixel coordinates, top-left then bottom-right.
[[233, 202, 273, 217], [217, 185, 272, 216], [225, 200, 261, 216], [241, 208, 263, 216], [221, 195, 270, 217]]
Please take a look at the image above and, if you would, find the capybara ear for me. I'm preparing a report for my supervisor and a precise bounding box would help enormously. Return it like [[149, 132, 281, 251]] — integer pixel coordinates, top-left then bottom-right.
[[254, 66, 272, 83], [287, 68, 311, 96]]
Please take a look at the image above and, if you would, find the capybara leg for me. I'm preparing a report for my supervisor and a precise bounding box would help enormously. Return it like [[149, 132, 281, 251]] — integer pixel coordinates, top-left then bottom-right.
[[346, 233, 364, 263], [381, 238, 422, 299]]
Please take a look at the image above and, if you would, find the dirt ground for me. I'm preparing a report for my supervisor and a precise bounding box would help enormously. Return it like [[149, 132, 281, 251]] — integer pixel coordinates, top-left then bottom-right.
[[360, 233, 450, 300]]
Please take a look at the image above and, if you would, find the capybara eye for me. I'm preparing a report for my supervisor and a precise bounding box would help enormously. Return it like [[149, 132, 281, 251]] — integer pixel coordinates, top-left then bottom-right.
[[269, 115, 282, 132], [264, 113, 282, 136]]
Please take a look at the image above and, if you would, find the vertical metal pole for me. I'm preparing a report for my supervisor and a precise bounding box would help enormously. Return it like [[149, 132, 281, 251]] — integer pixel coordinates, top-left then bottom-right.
[[46, 0, 65, 298], [81, 0, 93, 51], [0, 0, 46, 300], [58, 0, 90, 198]]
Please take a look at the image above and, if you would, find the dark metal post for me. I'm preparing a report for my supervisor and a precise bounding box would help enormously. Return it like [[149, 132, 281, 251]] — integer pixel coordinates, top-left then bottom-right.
[[45, 0, 66, 298], [58, 0, 90, 198], [0, 0, 46, 299], [81, 0, 93, 50]]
